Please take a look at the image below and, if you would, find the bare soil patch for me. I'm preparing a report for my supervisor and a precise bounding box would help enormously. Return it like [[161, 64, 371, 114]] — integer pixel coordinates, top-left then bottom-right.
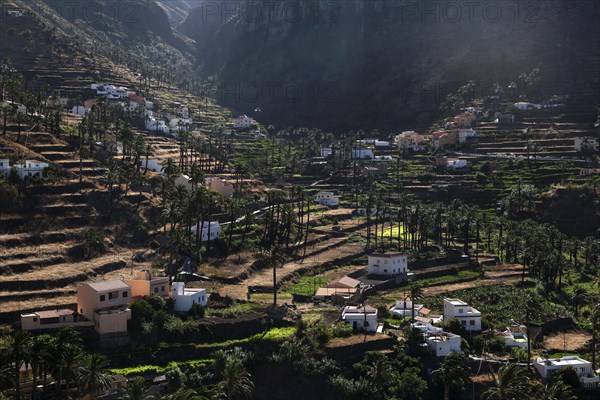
[[543, 331, 591, 352]]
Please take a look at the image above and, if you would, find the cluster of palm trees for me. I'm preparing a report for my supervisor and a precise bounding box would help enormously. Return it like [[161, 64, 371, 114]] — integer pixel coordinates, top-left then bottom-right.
[[0, 328, 112, 400]]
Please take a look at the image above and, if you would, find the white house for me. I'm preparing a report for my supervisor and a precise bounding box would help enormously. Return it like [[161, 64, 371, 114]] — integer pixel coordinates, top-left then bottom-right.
[[70, 105, 88, 116], [233, 115, 255, 128], [321, 146, 333, 158], [501, 325, 528, 348], [514, 102, 542, 111], [443, 298, 481, 331], [424, 331, 462, 357], [171, 282, 207, 313], [447, 159, 468, 169], [315, 191, 340, 207], [574, 137, 599, 152], [458, 129, 477, 143], [390, 299, 424, 318], [411, 321, 443, 333], [146, 118, 169, 134], [341, 306, 378, 332], [15, 160, 49, 180], [534, 356, 599, 390], [0, 159, 9, 178], [367, 252, 408, 276], [374, 140, 389, 147], [350, 148, 374, 160], [190, 221, 221, 242]]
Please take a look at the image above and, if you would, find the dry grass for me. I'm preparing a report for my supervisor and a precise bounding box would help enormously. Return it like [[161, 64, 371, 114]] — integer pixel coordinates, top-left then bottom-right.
[[543, 331, 591, 352]]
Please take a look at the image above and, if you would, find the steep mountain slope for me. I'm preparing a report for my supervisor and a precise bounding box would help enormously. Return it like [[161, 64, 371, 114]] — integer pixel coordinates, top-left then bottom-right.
[[1, 0, 197, 88], [157, 0, 205, 26], [180, 0, 600, 132]]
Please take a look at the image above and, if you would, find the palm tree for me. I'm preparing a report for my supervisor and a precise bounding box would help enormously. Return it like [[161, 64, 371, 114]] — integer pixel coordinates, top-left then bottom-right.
[[364, 354, 398, 391], [28, 334, 52, 400], [118, 377, 155, 400], [571, 287, 587, 317], [60, 344, 83, 397], [219, 360, 254, 400], [262, 243, 286, 307], [408, 283, 424, 321], [51, 328, 82, 396], [590, 303, 600, 371], [0, 102, 13, 136], [431, 352, 471, 400], [78, 353, 112, 400], [8, 330, 31, 400], [482, 363, 531, 400], [161, 387, 218, 400], [538, 379, 577, 400], [523, 293, 541, 369]]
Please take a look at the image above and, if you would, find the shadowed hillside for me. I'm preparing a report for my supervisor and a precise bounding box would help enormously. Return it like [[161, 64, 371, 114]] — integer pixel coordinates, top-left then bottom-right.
[[179, 0, 600, 132]]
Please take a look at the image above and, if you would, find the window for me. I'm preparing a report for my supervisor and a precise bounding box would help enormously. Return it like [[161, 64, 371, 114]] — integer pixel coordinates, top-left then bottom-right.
[[100, 295, 106, 302], [123, 291, 128, 298], [161, 286, 165, 292], [154, 287, 159, 293], [470, 320, 475, 325], [458, 308, 463, 314], [384, 269, 387, 273], [461, 320, 466, 326], [33, 317, 37, 322]]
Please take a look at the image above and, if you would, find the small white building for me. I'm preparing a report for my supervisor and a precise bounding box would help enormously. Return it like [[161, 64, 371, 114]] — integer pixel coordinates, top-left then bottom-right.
[[367, 252, 408, 276], [458, 129, 477, 143], [424, 331, 462, 357], [190, 221, 221, 242], [315, 191, 340, 207], [374, 140, 389, 147], [411, 321, 443, 333], [447, 159, 468, 169], [15, 160, 49, 180], [71, 105, 89, 116], [514, 102, 542, 111], [443, 298, 481, 331], [501, 325, 528, 348], [341, 306, 378, 332], [534, 356, 599, 390], [146, 118, 169, 134], [171, 282, 207, 313], [574, 137, 599, 152], [390, 299, 423, 318], [233, 115, 255, 128]]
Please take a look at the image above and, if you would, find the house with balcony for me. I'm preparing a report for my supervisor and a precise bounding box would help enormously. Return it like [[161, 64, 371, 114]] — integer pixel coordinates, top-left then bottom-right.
[[124, 270, 169, 298], [500, 324, 528, 348], [534, 356, 599, 390], [233, 115, 255, 128], [367, 252, 409, 277], [77, 280, 132, 336], [341, 306, 378, 332], [443, 298, 481, 331], [172, 282, 207, 313]]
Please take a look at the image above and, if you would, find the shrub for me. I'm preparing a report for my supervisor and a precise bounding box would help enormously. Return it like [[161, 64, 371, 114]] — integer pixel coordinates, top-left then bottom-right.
[[188, 303, 205, 319]]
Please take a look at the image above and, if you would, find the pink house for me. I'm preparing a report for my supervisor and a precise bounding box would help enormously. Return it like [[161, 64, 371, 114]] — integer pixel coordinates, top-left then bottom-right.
[[125, 270, 169, 298], [77, 280, 132, 335]]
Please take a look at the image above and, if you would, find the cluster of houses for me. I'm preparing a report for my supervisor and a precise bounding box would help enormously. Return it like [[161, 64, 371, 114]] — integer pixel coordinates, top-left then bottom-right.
[[71, 83, 193, 137], [21, 270, 207, 338], [574, 137, 599, 153], [0, 158, 49, 180], [338, 292, 599, 389]]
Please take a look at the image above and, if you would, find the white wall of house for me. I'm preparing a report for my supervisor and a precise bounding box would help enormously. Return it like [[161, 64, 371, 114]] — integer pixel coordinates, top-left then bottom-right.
[[172, 282, 207, 312], [350, 148, 374, 159], [443, 298, 481, 331], [367, 253, 408, 276], [143, 159, 163, 174], [190, 221, 221, 242], [425, 332, 462, 357], [15, 160, 49, 180], [341, 307, 378, 332], [315, 192, 340, 206], [534, 356, 599, 389]]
